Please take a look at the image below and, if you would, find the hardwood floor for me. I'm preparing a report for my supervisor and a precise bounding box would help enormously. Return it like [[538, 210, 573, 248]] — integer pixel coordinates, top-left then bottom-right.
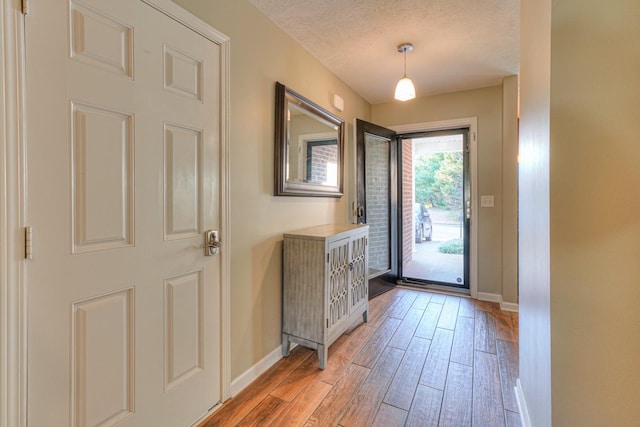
[[200, 288, 520, 427]]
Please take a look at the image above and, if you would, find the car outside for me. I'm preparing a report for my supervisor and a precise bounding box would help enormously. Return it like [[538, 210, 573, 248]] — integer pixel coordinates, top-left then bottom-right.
[[414, 203, 433, 243]]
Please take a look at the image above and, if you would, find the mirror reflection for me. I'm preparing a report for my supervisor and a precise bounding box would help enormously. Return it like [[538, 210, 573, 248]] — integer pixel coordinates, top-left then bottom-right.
[[274, 82, 344, 197], [286, 102, 339, 186]]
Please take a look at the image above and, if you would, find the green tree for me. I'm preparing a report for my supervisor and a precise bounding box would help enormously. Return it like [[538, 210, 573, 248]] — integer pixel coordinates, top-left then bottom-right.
[[435, 152, 463, 209], [414, 153, 444, 207], [414, 152, 463, 210]]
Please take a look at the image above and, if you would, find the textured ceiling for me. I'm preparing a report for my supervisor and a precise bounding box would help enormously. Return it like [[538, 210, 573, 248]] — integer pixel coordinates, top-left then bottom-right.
[[248, 0, 520, 104]]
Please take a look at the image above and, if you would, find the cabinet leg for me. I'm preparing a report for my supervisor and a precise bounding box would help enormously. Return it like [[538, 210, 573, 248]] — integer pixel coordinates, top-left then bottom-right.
[[317, 344, 327, 370], [281, 333, 291, 357], [362, 310, 368, 323]]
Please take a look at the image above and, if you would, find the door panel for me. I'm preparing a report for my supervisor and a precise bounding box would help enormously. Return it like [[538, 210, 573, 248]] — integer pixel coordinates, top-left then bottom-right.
[[164, 271, 204, 391], [26, 1, 222, 425], [71, 102, 134, 253], [364, 134, 391, 274], [355, 119, 398, 280], [72, 289, 134, 426], [164, 123, 203, 240]]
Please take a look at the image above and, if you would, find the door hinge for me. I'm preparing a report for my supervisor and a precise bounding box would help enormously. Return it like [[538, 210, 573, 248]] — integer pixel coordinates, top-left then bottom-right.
[[326, 253, 329, 263], [326, 319, 329, 328], [21, 0, 29, 15], [25, 226, 33, 259]]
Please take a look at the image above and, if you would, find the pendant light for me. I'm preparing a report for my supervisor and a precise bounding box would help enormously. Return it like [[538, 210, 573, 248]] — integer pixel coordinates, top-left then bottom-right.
[[394, 43, 416, 101]]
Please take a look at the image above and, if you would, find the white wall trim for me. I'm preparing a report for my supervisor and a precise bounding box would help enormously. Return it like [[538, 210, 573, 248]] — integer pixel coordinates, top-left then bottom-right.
[[478, 292, 519, 312], [0, 1, 26, 426], [218, 21, 232, 406], [477, 291, 502, 303], [515, 378, 532, 427], [230, 345, 288, 397], [141, 0, 229, 44], [390, 117, 479, 300], [501, 300, 519, 312]]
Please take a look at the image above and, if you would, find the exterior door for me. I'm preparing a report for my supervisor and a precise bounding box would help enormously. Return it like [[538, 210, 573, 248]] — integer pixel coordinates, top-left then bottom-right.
[[400, 129, 471, 289], [355, 119, 398, 281], [26, 1, 223, 425]]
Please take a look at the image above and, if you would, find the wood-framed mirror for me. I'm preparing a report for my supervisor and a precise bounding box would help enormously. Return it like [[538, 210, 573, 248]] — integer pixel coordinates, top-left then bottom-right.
[[274, 82, 345, 197]]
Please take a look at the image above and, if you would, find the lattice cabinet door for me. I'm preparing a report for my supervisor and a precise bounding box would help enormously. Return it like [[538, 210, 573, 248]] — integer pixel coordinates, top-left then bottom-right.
[[349, 231, 368, 317], [327, 237, 350, 331]]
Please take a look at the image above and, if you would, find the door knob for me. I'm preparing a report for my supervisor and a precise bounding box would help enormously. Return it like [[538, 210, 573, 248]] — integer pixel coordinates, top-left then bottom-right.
[[204, 229, 220, 256]]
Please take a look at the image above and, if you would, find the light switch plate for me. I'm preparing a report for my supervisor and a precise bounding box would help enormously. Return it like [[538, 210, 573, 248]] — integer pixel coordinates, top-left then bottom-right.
[[481, 195, 494, 208]]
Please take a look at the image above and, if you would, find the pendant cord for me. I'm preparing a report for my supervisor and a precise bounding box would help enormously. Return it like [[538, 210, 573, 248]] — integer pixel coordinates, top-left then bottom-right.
[[403, 49, 408, 78]]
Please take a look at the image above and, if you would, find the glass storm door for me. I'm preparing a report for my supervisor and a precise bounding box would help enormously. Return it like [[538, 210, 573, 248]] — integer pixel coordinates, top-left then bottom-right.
[[400, 129, 470, 289]]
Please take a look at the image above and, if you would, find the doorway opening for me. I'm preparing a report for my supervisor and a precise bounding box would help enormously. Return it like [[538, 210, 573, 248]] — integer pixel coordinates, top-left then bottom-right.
[[400, 129, 470, 289], [356, 118, 477, 299]]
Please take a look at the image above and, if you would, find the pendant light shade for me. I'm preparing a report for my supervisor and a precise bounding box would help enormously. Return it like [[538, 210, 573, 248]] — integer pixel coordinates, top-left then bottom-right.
[[395, 77, 416, 101], [394, 43, 416, 101]]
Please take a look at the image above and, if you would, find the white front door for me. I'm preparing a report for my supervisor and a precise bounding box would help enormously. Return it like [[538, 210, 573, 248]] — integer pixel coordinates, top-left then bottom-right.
[[26, 1, 224, 425]]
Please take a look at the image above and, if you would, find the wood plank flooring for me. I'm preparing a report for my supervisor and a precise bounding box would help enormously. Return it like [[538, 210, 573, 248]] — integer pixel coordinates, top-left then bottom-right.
[[200, 288, 520, 427]]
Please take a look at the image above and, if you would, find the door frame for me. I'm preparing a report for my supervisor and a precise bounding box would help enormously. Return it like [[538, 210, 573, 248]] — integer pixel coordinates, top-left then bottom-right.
[[398, 127, 470, 289], [0, 2, 231, 426], [390, 118, 478, 299]]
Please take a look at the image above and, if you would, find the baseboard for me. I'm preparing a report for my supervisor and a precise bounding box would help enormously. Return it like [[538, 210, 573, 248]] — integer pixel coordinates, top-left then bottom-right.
[[501, 301, 519, 312], [230, 344, 294, 396], [477, 292, 519, 312], [515, 378, 532, 427], [477, 292, 502, 303]]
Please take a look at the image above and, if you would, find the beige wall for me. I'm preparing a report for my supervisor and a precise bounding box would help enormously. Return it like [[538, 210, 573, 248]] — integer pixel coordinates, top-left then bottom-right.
[[372, 85, 519, 302], [521, 0, 640, 425], [171, 0, 371, 380], [549, 0, 640, 424]]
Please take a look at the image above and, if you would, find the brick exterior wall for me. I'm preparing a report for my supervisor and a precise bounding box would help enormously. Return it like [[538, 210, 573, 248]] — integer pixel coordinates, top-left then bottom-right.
[[308, 144, 337, 184], [402, 139, 414, 266], [365, 138, 390, 271]]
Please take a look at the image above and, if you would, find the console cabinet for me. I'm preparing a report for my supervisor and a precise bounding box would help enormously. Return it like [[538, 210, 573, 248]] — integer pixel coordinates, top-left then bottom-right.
[[281, 224, 369, 369]]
